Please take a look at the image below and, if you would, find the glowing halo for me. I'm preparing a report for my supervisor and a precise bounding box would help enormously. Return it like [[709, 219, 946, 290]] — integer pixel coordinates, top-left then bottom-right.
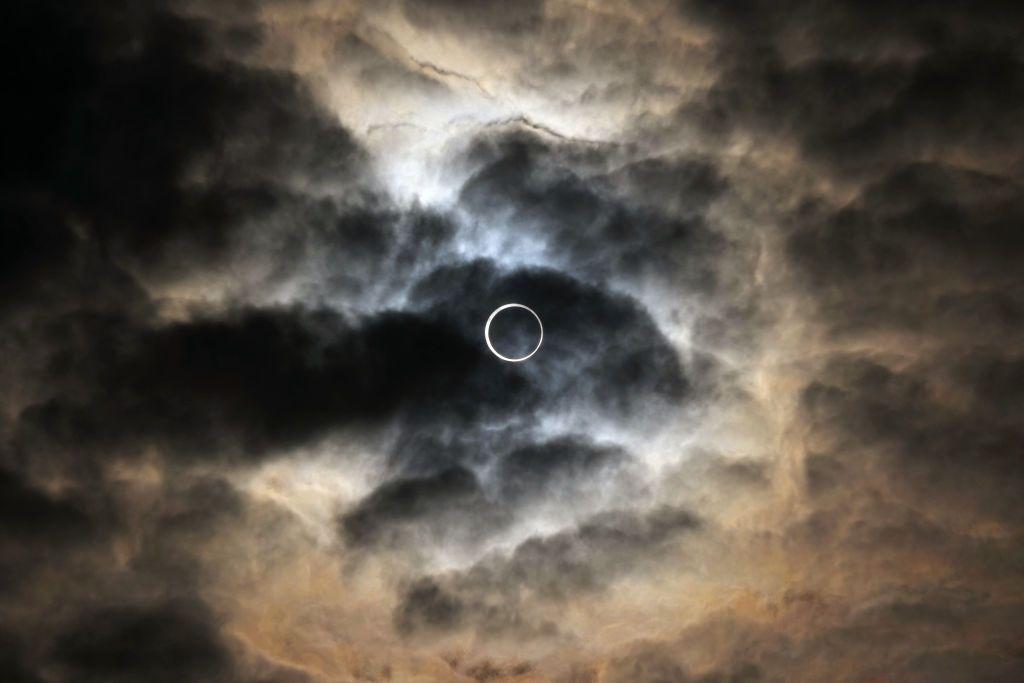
[[484, 303, 543, 362]]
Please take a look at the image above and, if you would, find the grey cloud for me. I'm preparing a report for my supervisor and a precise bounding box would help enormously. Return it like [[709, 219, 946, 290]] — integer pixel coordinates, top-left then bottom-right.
[[393, 505, 700, 639], [603, 648, 761, 683], [340, 465, 509, 550], [341, 435, 644, 556], [493, 437, 637, 506], [674, 1, 1024, 180], [457, 131, 730, 293], [799, 353, 1024, 524], [333, 33, 453, 97], [613, 587, 1024, 682], [49, 598, 312, 683], [400, 0, 546, 36], [408, 259, 689, 424]]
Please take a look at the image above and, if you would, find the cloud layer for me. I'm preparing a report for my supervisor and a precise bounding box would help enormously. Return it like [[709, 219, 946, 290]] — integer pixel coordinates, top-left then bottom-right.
[[2, 0, 1023, 681]]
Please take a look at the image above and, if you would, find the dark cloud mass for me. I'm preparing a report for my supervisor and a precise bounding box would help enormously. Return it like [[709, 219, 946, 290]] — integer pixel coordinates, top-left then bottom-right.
[[14, 306, 484, 465], [457, 132, 729, 291], [393, 505, 700, 640], [2, 0, 1024, 680], [52, 600, 233, 682]]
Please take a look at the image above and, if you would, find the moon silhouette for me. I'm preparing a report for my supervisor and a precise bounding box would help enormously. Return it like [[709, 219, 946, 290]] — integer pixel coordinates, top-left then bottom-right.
[[484, 303, 543, 362]]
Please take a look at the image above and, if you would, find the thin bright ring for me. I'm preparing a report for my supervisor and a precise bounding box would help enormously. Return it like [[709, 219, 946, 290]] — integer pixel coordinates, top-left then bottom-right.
[[484, 303, 543, 362]]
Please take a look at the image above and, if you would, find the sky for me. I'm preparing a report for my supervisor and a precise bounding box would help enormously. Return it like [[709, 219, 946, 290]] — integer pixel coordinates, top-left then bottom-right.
[[2, 1, 1024, 682]]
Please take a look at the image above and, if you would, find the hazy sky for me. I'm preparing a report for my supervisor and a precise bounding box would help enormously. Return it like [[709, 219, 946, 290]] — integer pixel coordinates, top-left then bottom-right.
[[3, 1, 1024, 682]]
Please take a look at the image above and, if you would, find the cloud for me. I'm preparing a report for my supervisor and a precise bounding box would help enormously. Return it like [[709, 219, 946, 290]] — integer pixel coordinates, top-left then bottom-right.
[[400, 0, 546, 36], [393, 505, 700, 640], [49, 598, 313, 683], [340, 465, 508, 550], [493, 436, 636, 506], [52, 599, 234, 683], [457, 131, 730, 292], [787, 163, 1024, 336], [408, 259, 689, 421], [3, 0, 1024, 679], [13, 306, 483, 464], [603, 647, 762, 683], [674, 1, 1024, 181]]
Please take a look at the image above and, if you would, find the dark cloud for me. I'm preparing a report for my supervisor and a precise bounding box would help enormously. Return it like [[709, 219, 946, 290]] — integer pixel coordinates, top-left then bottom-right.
[[648, 588, 1024, 683], [459, 659, 534, 682], [0, 0, 700, 677], [675, 1, 1024, 179], [0, 0, 376, 330], [48, 598, 312, 683], [458, 132, 729, 292], [408, 259, 688, 425], [394, 577, 470, 635], [799, 353, 1024, 523], [401, 0, 546, 36], [660, 3, 1024, 679], [493, 436, 635, 505], [787, 163, 1024, 336], [11, 250, 687, 472], [603, 648, 762, 683], [340, 465, 507, 550], [0, 631, 44, 683], [0, 199, 150, 322], [0, 467, 97, 545], [0, 466, 111, 593], [681, 0, 1024, 53], [342, 435, 643, 555], [51, 599, 233, 683], [129, 476, 247, 585], [4, 0, 1024, 677], [783, 150, 1024, 532], [394, 505, 700, 639], [333, 33, 452, 97], [13, 306, 483, 465], [332, 258, 692, 554]]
